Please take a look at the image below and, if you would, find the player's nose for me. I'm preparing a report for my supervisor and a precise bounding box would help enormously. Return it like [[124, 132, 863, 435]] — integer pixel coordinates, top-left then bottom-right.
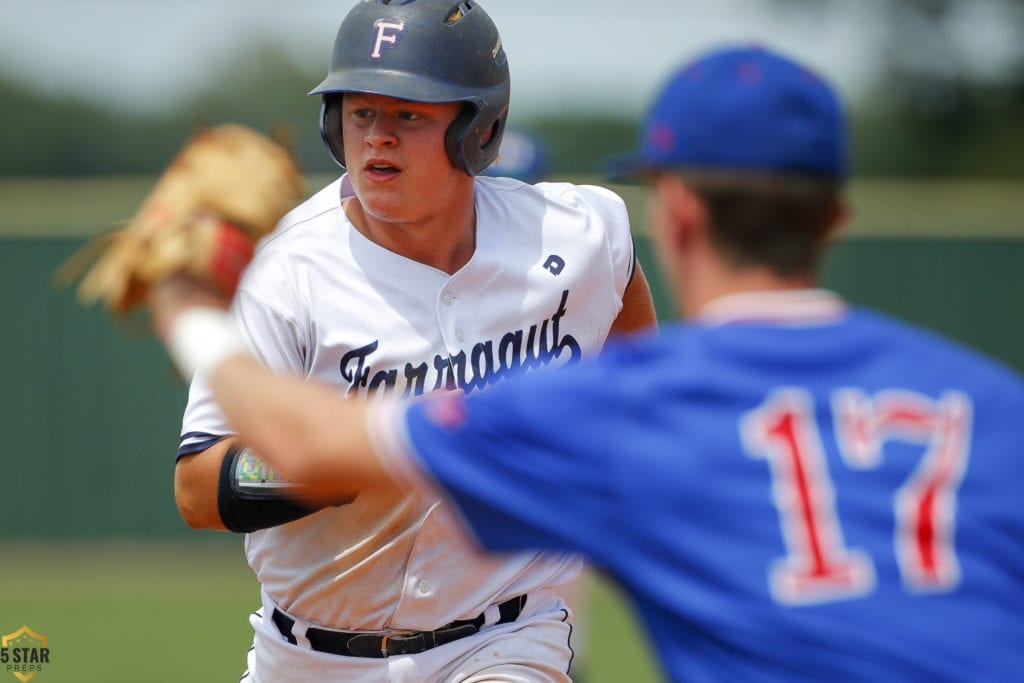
[[364, 116, 398, 148]]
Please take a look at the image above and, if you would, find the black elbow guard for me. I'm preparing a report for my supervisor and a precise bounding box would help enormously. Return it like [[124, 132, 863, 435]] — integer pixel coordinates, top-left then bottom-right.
[[217, 445, 323, 533]]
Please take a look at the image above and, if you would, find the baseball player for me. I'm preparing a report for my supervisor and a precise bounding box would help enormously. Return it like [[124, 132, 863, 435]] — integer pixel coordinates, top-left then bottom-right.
[[149, 45, 1024, 681], [171, 1, 656, 681]]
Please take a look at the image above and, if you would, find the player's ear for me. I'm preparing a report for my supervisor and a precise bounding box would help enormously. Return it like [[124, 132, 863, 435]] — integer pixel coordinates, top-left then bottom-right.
[[652, 174, 705, 251], [479, 120, 496, 148], [823, 195, 850, 245]]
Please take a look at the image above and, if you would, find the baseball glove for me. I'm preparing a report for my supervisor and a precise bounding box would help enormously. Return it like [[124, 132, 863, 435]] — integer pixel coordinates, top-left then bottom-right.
[[62, 124, 306, 313]]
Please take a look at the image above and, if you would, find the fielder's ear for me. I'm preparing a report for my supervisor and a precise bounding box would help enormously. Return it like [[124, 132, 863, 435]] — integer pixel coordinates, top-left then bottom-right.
[[824, 195, 850, 245], [652, 174, 706, 250]]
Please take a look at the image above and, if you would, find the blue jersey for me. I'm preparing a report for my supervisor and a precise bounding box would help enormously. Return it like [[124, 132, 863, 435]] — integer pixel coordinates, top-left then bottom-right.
[[396, 294, 1024, 682]]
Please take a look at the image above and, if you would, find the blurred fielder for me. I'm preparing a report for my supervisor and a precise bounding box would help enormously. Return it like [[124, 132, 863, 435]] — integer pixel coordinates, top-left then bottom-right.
[[96, 42, 1024, 683]]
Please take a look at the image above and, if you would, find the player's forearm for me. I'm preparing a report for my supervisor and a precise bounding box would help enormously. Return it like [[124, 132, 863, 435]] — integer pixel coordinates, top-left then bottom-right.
[[206, 353, 396, 505]]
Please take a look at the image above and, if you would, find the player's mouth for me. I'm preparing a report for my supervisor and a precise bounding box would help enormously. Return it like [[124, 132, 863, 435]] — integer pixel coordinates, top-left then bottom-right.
[[364, 159, 401, 181]]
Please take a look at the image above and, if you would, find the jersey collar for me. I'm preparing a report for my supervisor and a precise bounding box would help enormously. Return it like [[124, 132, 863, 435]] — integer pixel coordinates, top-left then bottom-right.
[[339, 174, 356, 202], [695, 289, 847, 327]]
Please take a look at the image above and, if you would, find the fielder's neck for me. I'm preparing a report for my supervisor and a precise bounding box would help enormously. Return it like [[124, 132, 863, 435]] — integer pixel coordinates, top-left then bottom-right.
[[680, 259, 818, 320]]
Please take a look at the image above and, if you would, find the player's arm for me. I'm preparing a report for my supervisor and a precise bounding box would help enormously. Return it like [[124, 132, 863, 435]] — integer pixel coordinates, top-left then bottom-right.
[[153, 279, 392, 507], [167, 277, 358, 533], [610, 259, 657, 335], [175, 430, 359, 532], [200, 353, 394, 506]]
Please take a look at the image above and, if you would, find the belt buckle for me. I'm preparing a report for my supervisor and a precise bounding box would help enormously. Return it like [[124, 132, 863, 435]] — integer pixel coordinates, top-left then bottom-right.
[[380, 630, 416, 657]]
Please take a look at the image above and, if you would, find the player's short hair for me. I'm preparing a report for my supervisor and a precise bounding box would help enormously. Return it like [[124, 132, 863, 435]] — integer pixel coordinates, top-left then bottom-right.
[[677, 170, 842, 277]]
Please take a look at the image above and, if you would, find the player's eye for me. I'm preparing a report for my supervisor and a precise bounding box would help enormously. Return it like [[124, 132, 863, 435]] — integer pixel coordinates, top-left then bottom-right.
[[397, 111, 422, 121]]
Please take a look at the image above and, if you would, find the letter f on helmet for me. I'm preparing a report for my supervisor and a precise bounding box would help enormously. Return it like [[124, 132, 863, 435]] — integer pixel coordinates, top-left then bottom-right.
[[370, 20, 405, 59]]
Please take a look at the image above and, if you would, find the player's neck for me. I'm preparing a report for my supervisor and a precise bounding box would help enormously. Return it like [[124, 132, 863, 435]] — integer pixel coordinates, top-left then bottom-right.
[[345, 198, 477, 275], [681, 259, 816, 319]]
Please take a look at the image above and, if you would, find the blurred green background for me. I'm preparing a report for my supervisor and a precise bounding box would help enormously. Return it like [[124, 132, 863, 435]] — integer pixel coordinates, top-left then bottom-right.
[[2, 0, 1023, 680]]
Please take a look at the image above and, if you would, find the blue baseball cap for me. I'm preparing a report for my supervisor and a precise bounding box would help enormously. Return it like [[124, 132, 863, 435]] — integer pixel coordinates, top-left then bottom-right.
[[605, 45, 846, 182]]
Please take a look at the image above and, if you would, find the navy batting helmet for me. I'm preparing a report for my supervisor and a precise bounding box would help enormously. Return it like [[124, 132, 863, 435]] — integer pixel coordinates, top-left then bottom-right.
[[310, 0, 511, 176]]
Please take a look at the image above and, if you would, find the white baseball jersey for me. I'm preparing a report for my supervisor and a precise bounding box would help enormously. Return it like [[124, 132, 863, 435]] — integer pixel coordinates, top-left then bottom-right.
[[178, 174, 635, 631]]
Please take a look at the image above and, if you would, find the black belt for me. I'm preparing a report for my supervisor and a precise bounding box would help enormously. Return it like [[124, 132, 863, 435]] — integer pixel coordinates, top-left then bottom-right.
[[271, 595, 527, 658]]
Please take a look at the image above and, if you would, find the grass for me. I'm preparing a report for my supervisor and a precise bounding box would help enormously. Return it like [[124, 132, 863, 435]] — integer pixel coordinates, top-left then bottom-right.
[[0, 539, 660, 682]]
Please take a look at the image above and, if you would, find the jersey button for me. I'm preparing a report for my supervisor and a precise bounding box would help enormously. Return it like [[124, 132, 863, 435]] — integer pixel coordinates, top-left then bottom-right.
[[455, 330, 465, 343], [443, 295, 455, 306], [418, 580, 431, 594]]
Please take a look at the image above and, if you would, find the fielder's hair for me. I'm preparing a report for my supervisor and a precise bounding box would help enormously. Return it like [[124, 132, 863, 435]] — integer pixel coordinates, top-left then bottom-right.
[[676, 170, 842, 277]]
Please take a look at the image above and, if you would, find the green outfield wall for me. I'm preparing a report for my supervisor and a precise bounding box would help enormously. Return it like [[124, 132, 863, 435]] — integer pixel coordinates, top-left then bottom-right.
[[2, 178, 1022, 537]]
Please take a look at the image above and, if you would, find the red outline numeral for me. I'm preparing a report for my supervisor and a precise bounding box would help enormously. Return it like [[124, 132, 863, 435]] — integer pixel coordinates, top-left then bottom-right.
[[743, 388, 973, 605], [833, 389, 972, 591], [742, 390, 875, 605]]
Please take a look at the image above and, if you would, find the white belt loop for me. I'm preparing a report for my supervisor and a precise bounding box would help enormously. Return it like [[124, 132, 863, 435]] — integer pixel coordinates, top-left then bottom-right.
[[290, 620, 313, 650], [263, 587, 315, 650]]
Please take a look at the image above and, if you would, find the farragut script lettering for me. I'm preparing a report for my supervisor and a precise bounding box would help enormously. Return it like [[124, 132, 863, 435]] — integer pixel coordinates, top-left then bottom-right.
[[339, 290, 582, 398]]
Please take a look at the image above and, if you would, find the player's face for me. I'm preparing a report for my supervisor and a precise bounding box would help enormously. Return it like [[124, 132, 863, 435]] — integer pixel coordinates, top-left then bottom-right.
[[341, 93, 469, 225]]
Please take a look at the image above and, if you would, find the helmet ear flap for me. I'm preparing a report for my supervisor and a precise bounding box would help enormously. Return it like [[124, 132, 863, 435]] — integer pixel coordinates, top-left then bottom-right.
[[320, 95, 346, 169], [446, 104, 508, 176]]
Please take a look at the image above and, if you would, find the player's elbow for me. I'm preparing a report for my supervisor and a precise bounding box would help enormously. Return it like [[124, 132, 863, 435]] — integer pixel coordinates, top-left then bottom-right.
[[175, 482, 207, 530], [174, 451, 228, 531]]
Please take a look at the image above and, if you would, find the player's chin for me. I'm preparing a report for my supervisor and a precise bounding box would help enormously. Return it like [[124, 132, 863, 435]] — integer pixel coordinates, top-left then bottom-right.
[[356, 191, 419, 225]]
